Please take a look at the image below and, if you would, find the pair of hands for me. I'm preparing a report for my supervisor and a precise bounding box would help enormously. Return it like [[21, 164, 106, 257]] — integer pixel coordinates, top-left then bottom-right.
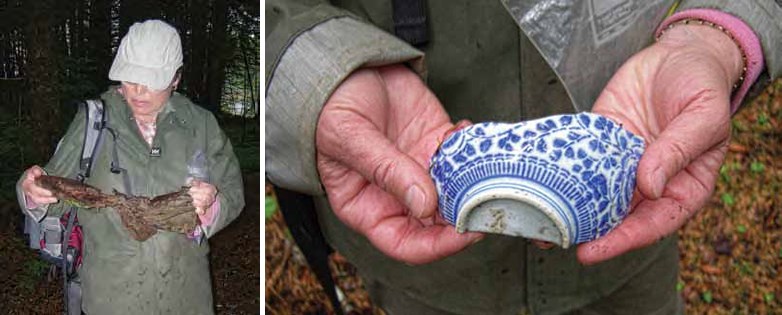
[[316, 25, 743, 265], [21, 165, 218, 216]]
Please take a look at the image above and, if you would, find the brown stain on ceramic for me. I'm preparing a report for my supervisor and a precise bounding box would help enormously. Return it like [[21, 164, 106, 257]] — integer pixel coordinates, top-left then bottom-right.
[[488, 207, 506, 233]]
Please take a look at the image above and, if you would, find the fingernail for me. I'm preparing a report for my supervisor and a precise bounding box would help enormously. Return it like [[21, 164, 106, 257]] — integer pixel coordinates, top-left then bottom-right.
[[470, 236, 483, 245], [405, 185, 426, 218], [651, 168, 665, 198]]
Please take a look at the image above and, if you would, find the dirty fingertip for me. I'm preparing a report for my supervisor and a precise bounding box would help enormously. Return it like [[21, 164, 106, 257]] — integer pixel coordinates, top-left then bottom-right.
[[577, 241, 610, 265], [467, 232, 485, 244], [532, 240, 555, 250]]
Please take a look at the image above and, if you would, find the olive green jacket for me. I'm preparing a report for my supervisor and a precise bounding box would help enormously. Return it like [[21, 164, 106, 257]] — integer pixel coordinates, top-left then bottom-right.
[[18, 88, 244, 314], [266, 1, 781, 314]]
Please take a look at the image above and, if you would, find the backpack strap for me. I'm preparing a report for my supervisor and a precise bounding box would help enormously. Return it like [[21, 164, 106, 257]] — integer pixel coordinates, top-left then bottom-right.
[[77, 99, 107, 182], [392, 0, 429, 47], [61, 98, 105, 315], [275, 187, 344, 315]]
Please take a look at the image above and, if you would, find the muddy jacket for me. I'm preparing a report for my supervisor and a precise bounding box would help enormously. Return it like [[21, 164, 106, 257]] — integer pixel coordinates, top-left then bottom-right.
[[18, 88, 244, 314], [266, 1, 781, 314]]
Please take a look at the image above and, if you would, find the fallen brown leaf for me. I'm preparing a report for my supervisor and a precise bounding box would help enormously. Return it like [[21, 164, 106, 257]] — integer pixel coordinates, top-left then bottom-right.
[[728, 143, 749, 153], [701, 265, 722, 275]]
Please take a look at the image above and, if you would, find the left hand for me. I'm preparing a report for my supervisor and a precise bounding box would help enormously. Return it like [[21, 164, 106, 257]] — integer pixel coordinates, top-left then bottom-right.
[[576, 24, 744, 264], [189, 180, 218, 216], [315, 66, 483, 264]]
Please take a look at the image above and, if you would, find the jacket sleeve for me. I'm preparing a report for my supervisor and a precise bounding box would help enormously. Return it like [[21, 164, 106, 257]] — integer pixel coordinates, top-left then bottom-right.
[[677, 1, 782, 82], [16, 105, 86, 221], [265, 0, 424, 195], [202, 112, 245, 238]]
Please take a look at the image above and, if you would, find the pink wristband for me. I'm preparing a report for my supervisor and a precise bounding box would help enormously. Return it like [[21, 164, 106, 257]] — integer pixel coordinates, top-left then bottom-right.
[[188, 197, 220, 240], [198, 195, 221, 226], [656, 9, 764, 114]]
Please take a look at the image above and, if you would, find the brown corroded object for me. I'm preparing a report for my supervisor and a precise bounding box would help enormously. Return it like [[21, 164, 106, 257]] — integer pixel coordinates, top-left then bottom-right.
[[35, 175, 120, 208], [36, 175, 199, 241], [146, 189, 200, 235], [111, 192, 158, 241]]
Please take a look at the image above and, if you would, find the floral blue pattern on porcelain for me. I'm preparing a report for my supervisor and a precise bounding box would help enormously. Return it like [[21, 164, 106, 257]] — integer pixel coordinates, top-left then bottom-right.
[[429, 112, 645, 247]]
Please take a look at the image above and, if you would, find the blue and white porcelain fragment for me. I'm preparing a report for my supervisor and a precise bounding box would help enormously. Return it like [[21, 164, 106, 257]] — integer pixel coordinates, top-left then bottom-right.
[[429, 113, 645, 248]]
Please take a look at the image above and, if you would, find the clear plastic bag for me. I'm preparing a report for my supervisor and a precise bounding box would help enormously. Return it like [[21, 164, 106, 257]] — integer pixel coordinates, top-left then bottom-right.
[[187, 150, 209, 184], [503, 0, 672, 110]]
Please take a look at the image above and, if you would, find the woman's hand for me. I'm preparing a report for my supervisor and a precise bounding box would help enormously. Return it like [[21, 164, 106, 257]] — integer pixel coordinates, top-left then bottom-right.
[[189, 180, 218, 216], [577, 24, 744, 264], [316, 65, 483, 265], [21, 165, 58, 206]]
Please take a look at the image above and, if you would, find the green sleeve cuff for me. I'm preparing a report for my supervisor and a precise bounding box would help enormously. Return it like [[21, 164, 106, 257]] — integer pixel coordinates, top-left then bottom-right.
[[265, 16, 424, 195], [266, 1, 354, 88]]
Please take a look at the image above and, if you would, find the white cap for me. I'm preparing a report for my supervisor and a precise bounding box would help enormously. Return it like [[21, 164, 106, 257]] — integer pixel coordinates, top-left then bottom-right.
[[109, 20, 183, 90]]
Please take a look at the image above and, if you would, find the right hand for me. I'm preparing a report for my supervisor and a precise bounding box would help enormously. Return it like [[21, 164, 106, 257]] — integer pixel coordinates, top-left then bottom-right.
[[316, 65, 483, 265], [21, 165, 58, 206]]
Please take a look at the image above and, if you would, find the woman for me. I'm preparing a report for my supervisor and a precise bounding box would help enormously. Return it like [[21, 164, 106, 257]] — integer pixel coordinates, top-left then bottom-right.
[[18, 20, 244, 314]]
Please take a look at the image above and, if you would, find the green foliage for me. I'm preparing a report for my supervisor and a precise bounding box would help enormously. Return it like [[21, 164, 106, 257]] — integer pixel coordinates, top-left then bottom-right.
[[719, 165, 731, 183], [233, 145, 260, 172], [676, 281, 685, 292], [750, 161, 765, 173], [757, 113, 770, 126], [60, 55, 102, 100], [65, 199, 88, 209], [219, 115, 260, 145], [721, 193, 735, 207], [731, 119, 746, 132], [265, 195, 277, 219], [739, 261, 753, 275], [219, 115, 259, 173], [764, 292, 775, 304], [736, 225, 747, 234], [702, 290, 713, 303], [19, 259, 49, 292], [0, 110, 44, 202], [220, 10, 260, 118], [24, 259, 48, 276]]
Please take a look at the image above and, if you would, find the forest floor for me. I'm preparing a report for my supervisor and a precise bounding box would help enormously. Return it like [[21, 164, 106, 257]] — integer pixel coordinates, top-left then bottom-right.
[[265, 80, 782, 315], [0, 172, 260, 314]]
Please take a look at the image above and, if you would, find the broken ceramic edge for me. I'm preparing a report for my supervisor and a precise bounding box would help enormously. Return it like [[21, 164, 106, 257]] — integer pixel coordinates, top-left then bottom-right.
[[430, 112, 645, 247], [454, 178, 570, 247]]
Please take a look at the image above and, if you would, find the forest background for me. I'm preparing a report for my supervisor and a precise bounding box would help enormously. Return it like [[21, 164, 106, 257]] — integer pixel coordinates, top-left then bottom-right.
[[0, 0, 260, 313]]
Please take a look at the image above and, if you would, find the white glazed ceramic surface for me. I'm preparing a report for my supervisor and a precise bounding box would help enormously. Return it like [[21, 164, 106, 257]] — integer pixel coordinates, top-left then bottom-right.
[[429, 113, 645, 247]]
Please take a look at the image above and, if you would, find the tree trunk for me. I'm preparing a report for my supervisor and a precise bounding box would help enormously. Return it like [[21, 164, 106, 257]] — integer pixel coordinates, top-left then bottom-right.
[[0, 33, 7, 77], [24, 0, 62, 160], [118, 0, 159, 36], [240, 38, 253, 144], [89, 0, 113, 88], [240, 61, 248, 144], [205, 0, 229, 113], [72, 0, 85, 59], [161, 0, 187, 33], [184, 0, 209, 108]]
